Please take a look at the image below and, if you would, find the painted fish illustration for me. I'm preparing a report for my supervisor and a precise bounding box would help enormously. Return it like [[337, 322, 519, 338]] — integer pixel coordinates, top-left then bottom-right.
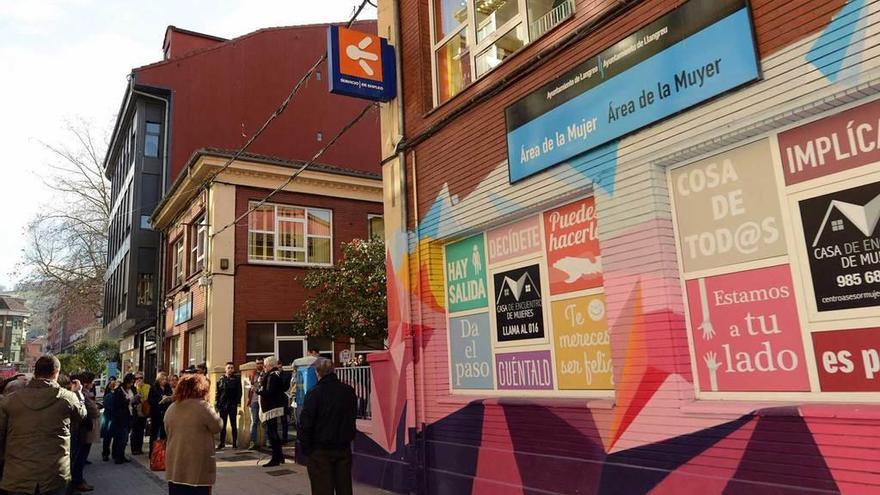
[[553, 256, 602, 283]]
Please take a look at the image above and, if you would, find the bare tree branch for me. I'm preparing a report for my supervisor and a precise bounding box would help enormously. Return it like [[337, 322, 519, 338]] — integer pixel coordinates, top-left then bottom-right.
[[18, 119, 110, 319]]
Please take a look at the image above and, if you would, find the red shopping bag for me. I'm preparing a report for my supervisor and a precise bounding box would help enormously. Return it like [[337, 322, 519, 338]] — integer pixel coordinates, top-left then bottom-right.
[[150, 439, 166, 471]]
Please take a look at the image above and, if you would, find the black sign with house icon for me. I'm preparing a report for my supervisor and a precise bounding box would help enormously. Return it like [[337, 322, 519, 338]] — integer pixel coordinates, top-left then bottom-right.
[[493, 264, 545, 342], [799, 180, 880, 312]]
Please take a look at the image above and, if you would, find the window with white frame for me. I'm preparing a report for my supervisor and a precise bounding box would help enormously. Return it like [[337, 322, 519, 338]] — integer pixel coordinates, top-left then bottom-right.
[[247, 202, 332, 266], [190, 215, 206, 274], [168, 335, 180, 374], [172, 238, 184, 286], [431, 0, 575, 104], [187, 327, 205, 367], [246, 322, 304, 357]]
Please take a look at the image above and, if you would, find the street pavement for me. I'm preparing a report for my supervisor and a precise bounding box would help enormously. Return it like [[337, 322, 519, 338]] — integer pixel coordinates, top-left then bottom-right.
[[82, 443, 395, 494]]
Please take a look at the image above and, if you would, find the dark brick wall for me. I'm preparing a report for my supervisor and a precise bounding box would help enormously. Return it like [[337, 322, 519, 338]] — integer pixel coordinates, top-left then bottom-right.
[[231, 186, 383, 364]]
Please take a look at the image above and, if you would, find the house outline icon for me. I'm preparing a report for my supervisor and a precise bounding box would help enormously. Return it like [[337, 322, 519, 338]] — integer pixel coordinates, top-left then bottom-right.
[[811, 193, 880, 247], [496, 271, 540, 305]]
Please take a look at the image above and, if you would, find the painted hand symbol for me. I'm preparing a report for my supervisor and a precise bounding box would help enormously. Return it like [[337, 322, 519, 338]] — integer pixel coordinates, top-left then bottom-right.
[[697, 277, 715, 341], [699, 320, 716, 341], [703, 351, 721, 392]]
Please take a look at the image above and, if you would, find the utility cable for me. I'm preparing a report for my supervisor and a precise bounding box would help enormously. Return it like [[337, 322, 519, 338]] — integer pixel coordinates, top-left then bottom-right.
[[195, 0, 374, 190], [210, 102, 377, 238]]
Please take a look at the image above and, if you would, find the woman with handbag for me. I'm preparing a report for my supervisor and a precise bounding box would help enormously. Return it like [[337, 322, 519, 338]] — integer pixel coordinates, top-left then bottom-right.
[[257, 356, 286, 467], [148, 372, 174, 458], [164, 373, 222, 495]]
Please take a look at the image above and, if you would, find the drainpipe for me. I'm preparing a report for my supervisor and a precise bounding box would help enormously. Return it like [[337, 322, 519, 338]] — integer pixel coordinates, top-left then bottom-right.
[[132, 88, 170, 371], [204, 182, 213, 374], [410, 149, 428, 495]]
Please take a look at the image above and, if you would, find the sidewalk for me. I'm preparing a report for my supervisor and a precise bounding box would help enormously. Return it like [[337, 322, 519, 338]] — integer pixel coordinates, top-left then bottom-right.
[[81, 443, 394, 495]]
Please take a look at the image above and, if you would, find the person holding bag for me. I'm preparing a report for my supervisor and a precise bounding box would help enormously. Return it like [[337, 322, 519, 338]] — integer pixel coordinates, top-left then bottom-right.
[[164, 373, 222, 495], [148, 372, 174, 461], [257, 356, 286, 467]]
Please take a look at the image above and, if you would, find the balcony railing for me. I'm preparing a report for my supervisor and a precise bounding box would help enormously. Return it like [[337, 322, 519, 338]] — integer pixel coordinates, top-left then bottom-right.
[[336, 366, 371, 419], [530, 0, 576, 40]]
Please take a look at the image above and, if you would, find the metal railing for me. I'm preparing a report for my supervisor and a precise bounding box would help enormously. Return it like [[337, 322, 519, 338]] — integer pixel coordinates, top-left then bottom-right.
[[530, 0, 576, 40], [337, 366, 372, 419]]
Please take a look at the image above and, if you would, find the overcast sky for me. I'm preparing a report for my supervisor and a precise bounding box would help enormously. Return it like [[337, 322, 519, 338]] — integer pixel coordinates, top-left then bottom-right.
[[0, 0, 376, 290]]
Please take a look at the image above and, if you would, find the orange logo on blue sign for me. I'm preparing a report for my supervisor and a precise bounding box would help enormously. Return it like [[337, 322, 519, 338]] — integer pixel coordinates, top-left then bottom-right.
[[337, 27, 383, 82]]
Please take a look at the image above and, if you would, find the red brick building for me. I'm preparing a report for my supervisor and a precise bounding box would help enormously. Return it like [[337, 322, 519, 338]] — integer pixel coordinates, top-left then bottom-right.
[[104, 21, 382, 378], [151, 150, 383, 377], [47, 300, 98, 354]]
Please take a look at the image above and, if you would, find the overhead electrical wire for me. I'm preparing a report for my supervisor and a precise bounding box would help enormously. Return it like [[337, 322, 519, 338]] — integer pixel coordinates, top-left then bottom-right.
[[210, 102, 377, 238], [193, 0, 374, 193]]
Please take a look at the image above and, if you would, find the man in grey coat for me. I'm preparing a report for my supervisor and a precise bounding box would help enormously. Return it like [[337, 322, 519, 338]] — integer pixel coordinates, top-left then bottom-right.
[[0, 355, 87, 495]]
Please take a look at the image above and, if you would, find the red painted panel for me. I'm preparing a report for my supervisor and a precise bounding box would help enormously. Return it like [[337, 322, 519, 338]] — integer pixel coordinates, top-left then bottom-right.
[[812, 327, 880, 392]]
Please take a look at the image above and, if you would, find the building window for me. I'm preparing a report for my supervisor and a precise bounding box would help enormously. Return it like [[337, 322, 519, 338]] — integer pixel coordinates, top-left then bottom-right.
[[137, 273, 154, 306], [187, 327, 206, 367], [190, 216, 207, 275], [246, 322, 276, 357], [431, 0, 574, 104], [368, 215, 384, 240], [145, 122, 161, 158], [173, 293, 193, 326], [246, 321, 323, 361], [172, 238, 184, 286], [168, 335, 181, 374], [247, 202, 333, 266]]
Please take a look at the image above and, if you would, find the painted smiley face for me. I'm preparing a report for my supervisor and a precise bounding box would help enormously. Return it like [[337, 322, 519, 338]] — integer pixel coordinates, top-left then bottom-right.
[[588, 298, 605, 322]]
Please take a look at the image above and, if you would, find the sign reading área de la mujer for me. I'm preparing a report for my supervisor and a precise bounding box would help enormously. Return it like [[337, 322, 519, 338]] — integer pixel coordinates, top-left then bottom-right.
[[505, 0, 760, 183]]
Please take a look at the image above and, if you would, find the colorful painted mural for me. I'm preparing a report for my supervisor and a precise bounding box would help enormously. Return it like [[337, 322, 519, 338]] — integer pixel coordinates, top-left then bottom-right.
[[356, 1, 880, 494]]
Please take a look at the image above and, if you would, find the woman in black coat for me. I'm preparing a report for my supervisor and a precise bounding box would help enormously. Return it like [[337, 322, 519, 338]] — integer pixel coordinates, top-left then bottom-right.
[[111, 373, 137, 463], [148, 372, 174, 455], [257, 357, 286, 467]]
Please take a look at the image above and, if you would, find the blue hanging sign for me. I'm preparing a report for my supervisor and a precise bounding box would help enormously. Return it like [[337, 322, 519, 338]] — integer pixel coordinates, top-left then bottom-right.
[[505, 0, 760, 183], [328, 25, 397, 102]]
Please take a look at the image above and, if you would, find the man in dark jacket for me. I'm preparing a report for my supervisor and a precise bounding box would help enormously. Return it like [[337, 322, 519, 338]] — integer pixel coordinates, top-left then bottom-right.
[[69, 372, 100, 493], [0, 355, 87, 495], [215, 362, 242, 450], [298, 358, 357, 495]]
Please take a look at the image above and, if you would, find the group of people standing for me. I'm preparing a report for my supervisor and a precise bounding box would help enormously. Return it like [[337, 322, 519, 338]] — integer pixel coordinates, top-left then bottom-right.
[[100, 371, 175, 464], [0, 353, 359, 495], [0, 356, 89, 495], [245, 353, 359, 494]]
